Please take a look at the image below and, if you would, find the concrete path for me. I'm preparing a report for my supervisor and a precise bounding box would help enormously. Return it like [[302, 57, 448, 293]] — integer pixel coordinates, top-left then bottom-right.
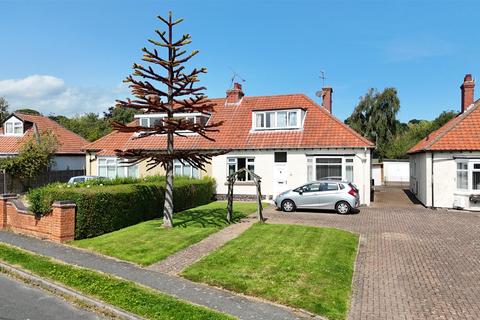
[[0, 272, 103, 320], [264, 187, 480, 320], [149, 215, 256, 275], [0, 230, 309, 320]]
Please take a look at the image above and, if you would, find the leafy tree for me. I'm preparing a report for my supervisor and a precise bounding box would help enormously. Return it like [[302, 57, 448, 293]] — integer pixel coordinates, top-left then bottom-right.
[[0, 97, 9, 124], [346, 88, 400, 159], [114, 12, 224, 227], [51, 113, 111, 142], [104, 106, 139, 125], [0, 130, 59, 188], [382, 110, 457, 159], [15, 108, 41, 115]]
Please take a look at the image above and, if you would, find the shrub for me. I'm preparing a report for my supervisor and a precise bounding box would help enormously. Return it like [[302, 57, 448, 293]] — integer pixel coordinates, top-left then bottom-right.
[[27, 178, 216, 239]]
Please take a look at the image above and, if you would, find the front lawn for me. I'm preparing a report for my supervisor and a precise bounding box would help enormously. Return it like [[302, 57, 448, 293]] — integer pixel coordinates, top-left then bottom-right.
[[0, 243, 232, 320], [73, 201, 260, 266], [182, 224, 358, 320]]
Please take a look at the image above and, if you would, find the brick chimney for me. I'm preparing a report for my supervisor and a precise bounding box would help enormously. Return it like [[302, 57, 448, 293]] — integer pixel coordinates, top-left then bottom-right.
[[461, 74, 475, 113], [321, 87, 333, 113], [226, 82, 244, 105]]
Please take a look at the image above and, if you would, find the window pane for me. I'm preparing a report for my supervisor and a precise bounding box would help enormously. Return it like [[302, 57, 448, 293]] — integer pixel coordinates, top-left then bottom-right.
[[458, 162, 468, 170], [346, 165, 354, 182], [327, 183, 339, 191], [473, 172, 480, 190], [237, 158, 246, 181], [14, 124, 22, 134], [316, 164, 342, 180], [457, 171, 468, 189], [98, 167, 107, 177], [183, 165, 192, 177], [277, 112, 287, 127], [117, 167, 125, 178], [288, 112, 297, 127], [140, 118, 149, 127], [266, 112, 275, 128], [474, 164, 480, 170], [307, 165, 313, 182], [98, 159, 106, 165], [192, 167, 199, 179], [304, 183, 320, 192], [228, 164, 236, 176], [255, 113, 264, 128], [5, 123, 12, 133], [174, 165, 181, 176], [107, 166, 116, 178], [316, 158, 342, 164], [128, 165, 138, 178], [274, 152, 287, 163]]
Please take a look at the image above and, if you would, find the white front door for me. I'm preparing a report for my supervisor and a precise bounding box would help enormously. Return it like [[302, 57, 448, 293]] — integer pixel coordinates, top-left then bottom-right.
[[273, 163, 288, 197]]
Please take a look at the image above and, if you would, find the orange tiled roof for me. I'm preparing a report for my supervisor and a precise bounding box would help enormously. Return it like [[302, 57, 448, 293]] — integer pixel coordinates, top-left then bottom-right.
[[408, 99, 480, 153], [0, 113, 88, 154], [84, 93, 373, 155]]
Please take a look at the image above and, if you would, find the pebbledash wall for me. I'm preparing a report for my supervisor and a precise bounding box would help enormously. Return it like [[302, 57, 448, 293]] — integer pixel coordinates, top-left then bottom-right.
[[0, 194, 76, 242]]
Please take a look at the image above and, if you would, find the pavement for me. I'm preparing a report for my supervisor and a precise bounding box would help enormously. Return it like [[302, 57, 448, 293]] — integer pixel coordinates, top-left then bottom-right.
[[0, 272, 102, 320], [0, 231, 311, 320], [263, 186, 480, 320]]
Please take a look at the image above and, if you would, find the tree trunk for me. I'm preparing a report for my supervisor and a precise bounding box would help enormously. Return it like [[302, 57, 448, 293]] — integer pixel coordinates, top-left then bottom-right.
[[162, 13, 174, 228], [163, 132, 174, 227]]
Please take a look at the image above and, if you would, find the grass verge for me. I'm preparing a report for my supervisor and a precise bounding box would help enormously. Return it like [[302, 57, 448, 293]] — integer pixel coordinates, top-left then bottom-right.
[[72, 201, 261, 266], [182, 223, 358, 320], [0, 243, 232, 320]]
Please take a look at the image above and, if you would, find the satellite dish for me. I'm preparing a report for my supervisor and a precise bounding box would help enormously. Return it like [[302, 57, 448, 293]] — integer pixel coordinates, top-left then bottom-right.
[[315, 90, 323, 97]]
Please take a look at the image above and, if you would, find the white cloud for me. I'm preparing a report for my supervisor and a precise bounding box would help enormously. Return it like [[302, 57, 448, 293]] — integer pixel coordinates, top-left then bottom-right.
[[0, 75, 129, 116]]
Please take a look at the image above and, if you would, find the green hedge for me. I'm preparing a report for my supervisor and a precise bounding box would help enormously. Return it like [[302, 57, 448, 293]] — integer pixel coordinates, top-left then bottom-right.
[[27, 178, 216, 239]]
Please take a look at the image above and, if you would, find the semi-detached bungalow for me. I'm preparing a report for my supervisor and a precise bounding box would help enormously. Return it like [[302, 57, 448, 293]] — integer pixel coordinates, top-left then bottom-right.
[[0, 112, 87, 171], [84, 84, 374, 205], [409, 74, 480, 211]]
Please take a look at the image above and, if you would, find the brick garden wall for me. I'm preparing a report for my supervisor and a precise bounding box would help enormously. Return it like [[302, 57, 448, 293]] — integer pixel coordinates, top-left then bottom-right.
[[0, 194, 76, 242]]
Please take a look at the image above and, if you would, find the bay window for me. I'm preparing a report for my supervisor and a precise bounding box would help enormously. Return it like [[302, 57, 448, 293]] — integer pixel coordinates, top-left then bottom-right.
[[227, 157, 255, 181], [98, 158, 139, 179], [174, 160, 199, 178], [473, 164, 480, 190], [307, 157, 355, 182]]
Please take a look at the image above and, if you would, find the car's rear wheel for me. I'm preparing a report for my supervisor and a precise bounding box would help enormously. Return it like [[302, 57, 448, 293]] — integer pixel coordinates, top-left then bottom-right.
[[281, 199, 296, 212], [335, 201, 351, 214]]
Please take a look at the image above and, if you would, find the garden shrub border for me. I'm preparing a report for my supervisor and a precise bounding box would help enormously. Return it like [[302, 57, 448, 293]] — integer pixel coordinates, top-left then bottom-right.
[[27, 177, 216, 239]]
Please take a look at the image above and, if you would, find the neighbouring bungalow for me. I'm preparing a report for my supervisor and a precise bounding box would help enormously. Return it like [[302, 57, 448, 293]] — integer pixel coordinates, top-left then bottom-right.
[[0, 112, 87, 171], [84, 84, 374, 205], [409, 74, 480, 211]]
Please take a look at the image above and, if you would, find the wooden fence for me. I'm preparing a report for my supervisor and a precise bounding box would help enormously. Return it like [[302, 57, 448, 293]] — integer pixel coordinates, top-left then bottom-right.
[[0, 169, 85, 194]]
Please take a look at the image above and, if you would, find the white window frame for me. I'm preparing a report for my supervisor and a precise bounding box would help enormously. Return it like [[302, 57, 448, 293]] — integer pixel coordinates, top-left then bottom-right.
[[456, 161, 468, 190], [97, 157, 139, 179], [455, 160, 480, 192], [174, 160, 199, 179], [252, 109, 302, 130], [135, 113, 210, 131], [226, 157, 255, 181], [3, 117, 24, 136], [306, 156, 355, 182]]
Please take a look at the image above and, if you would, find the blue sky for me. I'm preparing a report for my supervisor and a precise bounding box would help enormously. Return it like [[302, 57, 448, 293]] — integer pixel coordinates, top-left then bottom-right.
[[0, 0, 478, 121]]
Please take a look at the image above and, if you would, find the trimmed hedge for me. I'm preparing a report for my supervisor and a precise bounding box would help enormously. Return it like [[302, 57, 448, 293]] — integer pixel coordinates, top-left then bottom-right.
[[27, 178, 216, 239]]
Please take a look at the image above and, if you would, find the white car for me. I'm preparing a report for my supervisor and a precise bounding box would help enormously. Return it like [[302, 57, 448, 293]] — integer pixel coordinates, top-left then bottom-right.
[[67, 176, 99, 184]]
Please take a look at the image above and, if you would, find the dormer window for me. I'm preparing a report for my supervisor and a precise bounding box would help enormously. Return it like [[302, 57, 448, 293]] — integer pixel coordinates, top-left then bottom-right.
[[252, 109, 304, 130], [4, 117, 23, 136], [135, 113, 210, 131]]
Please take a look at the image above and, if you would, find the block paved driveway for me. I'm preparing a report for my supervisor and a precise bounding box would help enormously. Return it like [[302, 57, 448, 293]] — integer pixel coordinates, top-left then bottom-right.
[[265, 187, 480, 320]]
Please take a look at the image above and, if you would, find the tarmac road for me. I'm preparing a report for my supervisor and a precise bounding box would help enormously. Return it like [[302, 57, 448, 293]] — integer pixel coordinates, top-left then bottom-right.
[[0, 273, 102, 320]]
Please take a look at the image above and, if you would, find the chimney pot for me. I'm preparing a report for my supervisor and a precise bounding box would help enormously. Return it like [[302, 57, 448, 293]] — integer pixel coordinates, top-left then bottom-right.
[[226, 82, 244, 105], [321, 87, 333, 113], [461, 74, 475, 113]]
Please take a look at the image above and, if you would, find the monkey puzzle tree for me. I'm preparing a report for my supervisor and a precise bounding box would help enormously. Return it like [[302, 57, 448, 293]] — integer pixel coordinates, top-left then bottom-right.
[[113, 12, 223, 227]]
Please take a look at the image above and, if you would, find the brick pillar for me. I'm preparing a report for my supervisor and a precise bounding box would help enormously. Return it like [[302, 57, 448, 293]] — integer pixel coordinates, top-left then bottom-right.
[[0, 194, 17, 228], [50, 201, 76, 242]]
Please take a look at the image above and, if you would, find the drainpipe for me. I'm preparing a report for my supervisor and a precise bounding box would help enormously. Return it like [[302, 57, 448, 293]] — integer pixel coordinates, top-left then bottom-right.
[[431, 152, 434, 208]]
